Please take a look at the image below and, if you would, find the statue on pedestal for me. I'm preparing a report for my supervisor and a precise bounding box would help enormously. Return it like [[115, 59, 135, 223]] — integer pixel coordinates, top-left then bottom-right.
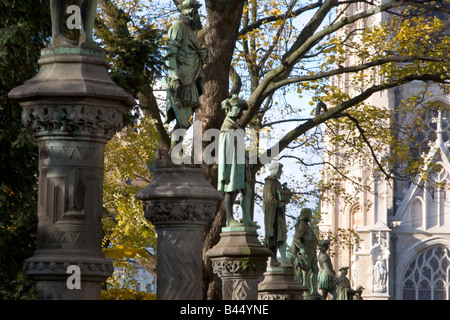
[[337, 266, 365, 300], [317, 239, 337, 300], [50, 0, 98, 46], [263, 162, 293, 267], [163, 0, 210, 151], [289, 208, 320, 296], [217, 94, 250, 227]]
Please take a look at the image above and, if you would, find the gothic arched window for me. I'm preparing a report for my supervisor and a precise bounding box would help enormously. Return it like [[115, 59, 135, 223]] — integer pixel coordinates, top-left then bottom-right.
[[402, 245, 450, 300]]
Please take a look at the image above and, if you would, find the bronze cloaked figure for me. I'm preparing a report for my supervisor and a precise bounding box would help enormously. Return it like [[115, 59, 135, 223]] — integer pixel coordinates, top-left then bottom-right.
[[164, 0, 210, 151], [263, 163, 293, 267]]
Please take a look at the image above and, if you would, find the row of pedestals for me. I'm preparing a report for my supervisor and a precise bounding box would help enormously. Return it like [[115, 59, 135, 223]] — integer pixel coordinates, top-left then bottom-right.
[[137, 163, 309, 300], [9, 46, 310, 300]]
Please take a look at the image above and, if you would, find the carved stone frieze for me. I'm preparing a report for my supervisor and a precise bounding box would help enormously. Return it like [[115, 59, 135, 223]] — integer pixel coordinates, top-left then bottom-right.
[[211, 257, 268, 278], [143, 200, 218, 225], [22, 104, 123, 139], [24, 260, 113, 278], [258, 293, 303, 300]]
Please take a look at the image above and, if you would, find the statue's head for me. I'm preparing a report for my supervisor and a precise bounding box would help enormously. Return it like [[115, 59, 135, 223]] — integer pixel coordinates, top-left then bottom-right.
[[318, 239, 330, 250], [178, 0, 202, 25], [222, 94, 248, 119], [298, 207, 312, 221], [339, 266, 349, 275], [268, 162, 283, 178]]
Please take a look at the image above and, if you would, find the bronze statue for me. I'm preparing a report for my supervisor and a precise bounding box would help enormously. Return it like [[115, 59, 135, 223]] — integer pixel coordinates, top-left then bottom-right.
[[337, 266, 365, 300], [317, 239, 337, 300], [217, 95, 249, 226], [289, 208, 319, 295], [164, 0, 210, 151], [336, 266, 351, 300], [263, 162, 292, 266], [50, 0, 98, 46]]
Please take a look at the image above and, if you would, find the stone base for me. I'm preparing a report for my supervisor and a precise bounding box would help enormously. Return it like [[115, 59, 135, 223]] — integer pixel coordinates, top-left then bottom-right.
[[206, 224, 272, 300], [258, 266, 308, 300], [136, 163, 223, 300], [303, 292, 323, 300]]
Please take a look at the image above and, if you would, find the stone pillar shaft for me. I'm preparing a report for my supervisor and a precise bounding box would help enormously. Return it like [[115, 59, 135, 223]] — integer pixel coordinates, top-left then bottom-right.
[[9, 46, 134, 299], [155, 223, 205, 299], [136, 163, 223, 300]]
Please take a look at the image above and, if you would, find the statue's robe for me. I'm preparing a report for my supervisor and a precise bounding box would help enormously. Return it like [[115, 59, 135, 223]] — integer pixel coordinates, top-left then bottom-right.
[[217, 117, 245, 193], [164, 18, 206, 128], [263, 176, 287, 247]]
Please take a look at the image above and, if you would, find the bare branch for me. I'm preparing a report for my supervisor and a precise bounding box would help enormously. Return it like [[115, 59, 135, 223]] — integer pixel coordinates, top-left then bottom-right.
[[238, 0, 323, 36], [254, 72, 449, 173], [266, 55, 450, 94]]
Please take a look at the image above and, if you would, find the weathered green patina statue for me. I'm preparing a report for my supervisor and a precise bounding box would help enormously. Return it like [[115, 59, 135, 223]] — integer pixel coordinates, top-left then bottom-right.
[[217, 94, 249, 226], [337, 266, 365, 300], [164, 0, 210, 150], [263, 162, 292, 266], [317, 239, 337, 300], [50, 0, 98, 46], [336, 266, 351, 300], [290, 208, 320, 295]]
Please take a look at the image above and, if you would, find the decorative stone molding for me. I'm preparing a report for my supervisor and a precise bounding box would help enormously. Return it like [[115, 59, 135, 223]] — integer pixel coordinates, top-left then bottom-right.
[[135, 163, 223, 300], [206, 225, 272, 300], [211, 258, 268, 278], [21, 104, 123, 139], [259, 293, 302, 300], [143, 200, 217, 225], [257, 266, 308, 300], [24, 260, 114, 278]]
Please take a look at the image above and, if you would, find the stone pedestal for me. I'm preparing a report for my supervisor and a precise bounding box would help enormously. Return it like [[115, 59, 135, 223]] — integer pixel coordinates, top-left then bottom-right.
[[206, 225, 271, 300], [135, 162, 223, 300], [8, 46, 134, 299], [258, 266, 308, 300]]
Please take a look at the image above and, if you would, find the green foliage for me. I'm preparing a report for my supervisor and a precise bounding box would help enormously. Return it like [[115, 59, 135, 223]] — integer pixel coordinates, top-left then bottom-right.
[[95, 0, 164, 126]]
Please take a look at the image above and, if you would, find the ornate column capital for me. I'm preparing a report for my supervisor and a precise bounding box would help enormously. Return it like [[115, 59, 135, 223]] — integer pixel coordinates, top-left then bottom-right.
[[136, 164, 223, 226]]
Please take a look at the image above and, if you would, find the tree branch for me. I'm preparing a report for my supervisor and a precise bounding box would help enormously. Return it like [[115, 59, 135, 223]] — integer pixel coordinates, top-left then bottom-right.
[[254, 72, 449, 173], [265, 55, 450, 94], [338, 112, 394, 179], [238, 0, 323, 36]]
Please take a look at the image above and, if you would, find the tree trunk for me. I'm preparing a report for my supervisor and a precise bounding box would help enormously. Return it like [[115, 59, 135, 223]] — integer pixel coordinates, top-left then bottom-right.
[[199, 0, 245, 300]]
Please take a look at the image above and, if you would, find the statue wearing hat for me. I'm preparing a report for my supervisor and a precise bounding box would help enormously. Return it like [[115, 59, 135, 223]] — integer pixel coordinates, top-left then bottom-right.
[[50, 0, 98, 46], [337, 266, 365, 300], [164, 0, 210, 151], [263, 162, 293, 266]]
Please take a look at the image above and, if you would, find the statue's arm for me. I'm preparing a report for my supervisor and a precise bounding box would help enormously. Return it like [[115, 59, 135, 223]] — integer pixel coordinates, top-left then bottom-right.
[[166, 24, 183, 84]]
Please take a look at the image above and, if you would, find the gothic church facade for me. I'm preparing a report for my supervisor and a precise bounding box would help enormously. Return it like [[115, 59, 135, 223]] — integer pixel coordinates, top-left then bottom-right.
[[320, 2, 450, 300]]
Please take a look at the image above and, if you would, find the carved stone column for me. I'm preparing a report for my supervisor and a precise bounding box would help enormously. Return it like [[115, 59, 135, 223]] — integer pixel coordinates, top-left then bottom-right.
[[135, 162, 223, 300], [258, 266, 308, 300], [206, 225, 271, 300], [8, 46, 134, 299]]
